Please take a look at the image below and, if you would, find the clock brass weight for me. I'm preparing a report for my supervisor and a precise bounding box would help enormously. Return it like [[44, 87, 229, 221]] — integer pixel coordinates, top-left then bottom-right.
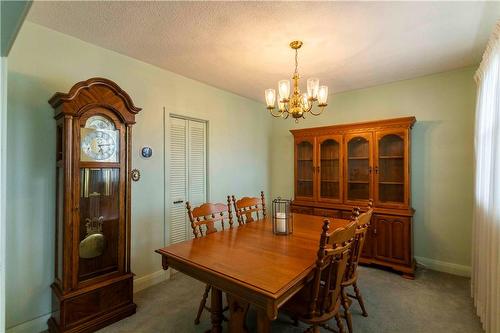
[[48, 78, 141, 333]]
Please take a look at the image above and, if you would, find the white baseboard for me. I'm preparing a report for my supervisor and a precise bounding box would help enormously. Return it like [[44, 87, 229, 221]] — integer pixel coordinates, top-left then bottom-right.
[[415, 256, 471, 277], [6, 313, 51, 333], [133, 269, 169, 293], [7, 270, 170, 333]]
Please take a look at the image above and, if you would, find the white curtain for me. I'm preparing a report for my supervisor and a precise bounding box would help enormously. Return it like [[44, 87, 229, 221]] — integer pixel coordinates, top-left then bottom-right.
[[472, 21, 500, 333]]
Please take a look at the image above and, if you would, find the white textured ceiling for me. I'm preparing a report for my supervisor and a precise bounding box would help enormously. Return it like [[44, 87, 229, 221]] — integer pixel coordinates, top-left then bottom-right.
[[27, 1, 500, 102]]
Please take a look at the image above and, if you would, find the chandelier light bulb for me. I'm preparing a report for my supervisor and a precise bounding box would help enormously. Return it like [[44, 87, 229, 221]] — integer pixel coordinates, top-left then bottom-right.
[[318, 85, 329, 106], [278, 101, 286, 111], [307, 78, 320, 100], [265, 89, 276, 108], [278, 80, 291, 101]]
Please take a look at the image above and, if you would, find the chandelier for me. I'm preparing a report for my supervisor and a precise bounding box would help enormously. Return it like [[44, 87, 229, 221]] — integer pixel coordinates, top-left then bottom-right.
[[265, 41, 328, 122]]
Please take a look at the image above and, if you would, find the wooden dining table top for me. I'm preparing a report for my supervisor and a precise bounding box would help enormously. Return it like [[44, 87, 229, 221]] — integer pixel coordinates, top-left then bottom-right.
[[156, 213, 351, 300]]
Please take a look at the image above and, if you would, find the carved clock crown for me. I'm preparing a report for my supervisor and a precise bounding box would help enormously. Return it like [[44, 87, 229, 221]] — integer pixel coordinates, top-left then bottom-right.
[[48, 77, 142, 124]]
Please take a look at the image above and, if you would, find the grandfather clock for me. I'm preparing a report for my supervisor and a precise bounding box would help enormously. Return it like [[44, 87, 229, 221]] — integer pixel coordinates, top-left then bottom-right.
[[47, 78, 141, 332]]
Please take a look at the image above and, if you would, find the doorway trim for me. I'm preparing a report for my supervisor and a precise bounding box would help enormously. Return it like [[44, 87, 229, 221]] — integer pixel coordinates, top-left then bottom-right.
[[0, 56, 6, 333]]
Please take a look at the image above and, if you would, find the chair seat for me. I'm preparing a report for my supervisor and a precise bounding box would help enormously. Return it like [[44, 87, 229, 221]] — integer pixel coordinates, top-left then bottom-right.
[[282, 286, 342, 325], [341, 270, 358, 287]]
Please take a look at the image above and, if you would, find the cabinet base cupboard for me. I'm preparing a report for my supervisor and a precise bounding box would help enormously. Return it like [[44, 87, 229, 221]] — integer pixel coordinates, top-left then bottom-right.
[[291, 117, 416, 278]]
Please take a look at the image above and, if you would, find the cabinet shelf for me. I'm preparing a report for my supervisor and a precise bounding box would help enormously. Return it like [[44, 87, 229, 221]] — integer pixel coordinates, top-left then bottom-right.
[[321, 158, 339, 161], [321, 180, 339, 183], [379, 181, 404, 185], [297, 159, 313, 162], [298, 179, 313, 182], [348, 157, 369, 160], [379, 155, 404, 159], [348, 180, 369, 184]]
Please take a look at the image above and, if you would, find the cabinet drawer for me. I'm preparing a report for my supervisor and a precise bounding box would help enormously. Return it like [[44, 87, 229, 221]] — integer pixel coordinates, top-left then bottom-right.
[[341, 210, 354, 219], [291, 205, 313, 215], [313, 208, 341, 218], [63, 278, 132, 327]]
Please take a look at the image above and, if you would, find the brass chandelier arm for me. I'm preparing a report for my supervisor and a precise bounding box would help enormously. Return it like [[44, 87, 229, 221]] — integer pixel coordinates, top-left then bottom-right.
[[309, 105, 326, 116], [304, 102, 313, 114], [268, 108, 284, 118], [269, 101, 291, 118]]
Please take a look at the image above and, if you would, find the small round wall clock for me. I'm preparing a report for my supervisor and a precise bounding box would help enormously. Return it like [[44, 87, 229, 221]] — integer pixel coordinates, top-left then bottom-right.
[[141, 146, 153, 158]]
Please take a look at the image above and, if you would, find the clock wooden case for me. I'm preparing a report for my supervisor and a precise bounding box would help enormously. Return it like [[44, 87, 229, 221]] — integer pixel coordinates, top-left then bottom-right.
[[47, 78, 141, 332], [290, 117, 416, 278]]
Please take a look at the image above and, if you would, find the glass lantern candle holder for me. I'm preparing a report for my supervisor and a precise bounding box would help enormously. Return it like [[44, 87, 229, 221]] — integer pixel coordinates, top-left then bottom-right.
[[272, 198, 293, 235]]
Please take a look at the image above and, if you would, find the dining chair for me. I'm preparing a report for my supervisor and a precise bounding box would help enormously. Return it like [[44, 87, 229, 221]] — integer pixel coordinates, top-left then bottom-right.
[[231, 191, 266, 225], [186, 196, 233, 324], [281, 219, 357, 333], [341, 200, 374, 333]]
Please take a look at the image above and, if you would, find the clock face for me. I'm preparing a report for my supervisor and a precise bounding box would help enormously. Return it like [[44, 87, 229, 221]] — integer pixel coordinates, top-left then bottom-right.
[[81, 130, 117, 161], [86, 115, 114, 130], [80, 115, 119, 162]]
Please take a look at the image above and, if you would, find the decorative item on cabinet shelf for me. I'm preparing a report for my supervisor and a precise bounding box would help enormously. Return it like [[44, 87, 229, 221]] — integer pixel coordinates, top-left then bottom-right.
[[272, 198, 293, 235]]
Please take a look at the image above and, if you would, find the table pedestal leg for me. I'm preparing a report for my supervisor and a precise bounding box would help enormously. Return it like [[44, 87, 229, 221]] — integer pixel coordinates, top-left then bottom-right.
[[208, 287, 223, 333], [256, 308, 271, 333], [227, 294, 249, 333]]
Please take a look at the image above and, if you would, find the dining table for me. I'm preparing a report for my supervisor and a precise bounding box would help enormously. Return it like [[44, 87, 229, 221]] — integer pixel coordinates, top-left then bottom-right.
[[155, 213, 351, 333]]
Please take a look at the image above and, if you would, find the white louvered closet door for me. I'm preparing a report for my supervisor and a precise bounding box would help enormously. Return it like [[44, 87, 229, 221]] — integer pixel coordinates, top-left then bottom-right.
[[169, 116, 207, 244], [188, 120, 207, 207]]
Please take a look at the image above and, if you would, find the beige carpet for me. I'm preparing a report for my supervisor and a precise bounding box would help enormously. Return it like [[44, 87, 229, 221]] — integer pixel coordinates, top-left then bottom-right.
[[97, 266, 483, 333]]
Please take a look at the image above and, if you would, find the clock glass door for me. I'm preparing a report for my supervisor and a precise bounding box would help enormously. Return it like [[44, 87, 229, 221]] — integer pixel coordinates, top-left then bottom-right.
[[78, 113, 123, 282], [78, 168, 120, 281]]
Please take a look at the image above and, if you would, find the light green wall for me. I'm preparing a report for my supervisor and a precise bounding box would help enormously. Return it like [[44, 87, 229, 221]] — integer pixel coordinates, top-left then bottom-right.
[[6, 19, 477, 332], [0, 0, 31, 56], [6, 22, 271, 330], [271, 66, 476, 269]]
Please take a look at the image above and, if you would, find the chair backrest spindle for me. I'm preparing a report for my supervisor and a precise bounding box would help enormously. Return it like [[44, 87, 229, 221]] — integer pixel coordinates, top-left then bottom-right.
[[232, 191, 266, 225], [186, 196, 234, 238], [344, 199, 374, 282]]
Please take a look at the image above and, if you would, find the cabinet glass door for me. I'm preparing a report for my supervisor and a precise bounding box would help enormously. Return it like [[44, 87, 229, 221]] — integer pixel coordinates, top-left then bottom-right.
[[318, 135, 342, 203], [375, 130, 407, 207], [295, 138, 315, 201], [345, 133, 372, 204]]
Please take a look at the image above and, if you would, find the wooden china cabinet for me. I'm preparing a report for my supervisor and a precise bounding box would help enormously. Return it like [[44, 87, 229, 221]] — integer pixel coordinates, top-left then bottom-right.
[[47, 78, 141, 332], [291, 117, 416, 278]]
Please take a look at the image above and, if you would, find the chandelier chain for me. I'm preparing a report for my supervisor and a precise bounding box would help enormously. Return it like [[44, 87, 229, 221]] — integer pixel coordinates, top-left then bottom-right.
[[294, 48, 299, 74]]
